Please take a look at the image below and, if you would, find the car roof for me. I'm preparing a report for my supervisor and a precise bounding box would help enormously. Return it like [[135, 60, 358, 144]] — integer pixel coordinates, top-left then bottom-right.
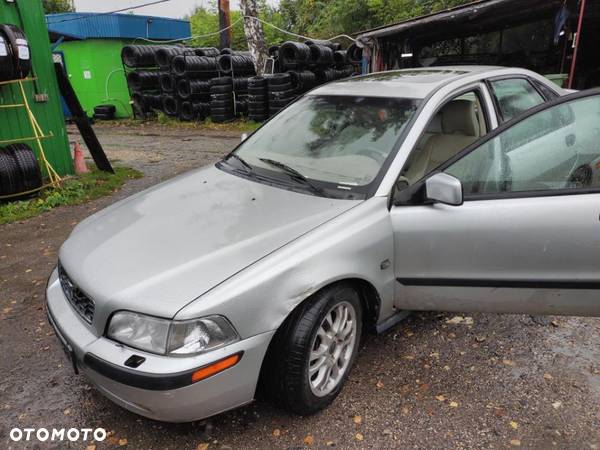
[[309, 66, 505, 99]]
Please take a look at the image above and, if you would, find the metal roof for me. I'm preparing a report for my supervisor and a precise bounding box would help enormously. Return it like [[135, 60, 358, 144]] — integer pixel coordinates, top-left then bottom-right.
[[46, 13, 191, 41], [357, 0, 563, 40]]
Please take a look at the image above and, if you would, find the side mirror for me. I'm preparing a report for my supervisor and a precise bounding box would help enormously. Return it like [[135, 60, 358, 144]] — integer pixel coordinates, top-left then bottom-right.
[[241, 133, 249, 142], [425, 173, 463, 206]]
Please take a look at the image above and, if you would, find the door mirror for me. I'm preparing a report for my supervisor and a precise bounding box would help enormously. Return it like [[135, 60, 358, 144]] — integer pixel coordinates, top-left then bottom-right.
[[241, 133, 249, 142], [426, 173, 463, 206]]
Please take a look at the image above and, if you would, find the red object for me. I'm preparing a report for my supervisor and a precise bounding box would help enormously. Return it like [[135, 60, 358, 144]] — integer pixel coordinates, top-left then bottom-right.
[[568, 0, 587, 89], [73, 142, 90, 174]]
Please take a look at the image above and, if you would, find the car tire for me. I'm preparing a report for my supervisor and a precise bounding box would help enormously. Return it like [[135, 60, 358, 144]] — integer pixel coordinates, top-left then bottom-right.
[[261, 283, 362, 415]]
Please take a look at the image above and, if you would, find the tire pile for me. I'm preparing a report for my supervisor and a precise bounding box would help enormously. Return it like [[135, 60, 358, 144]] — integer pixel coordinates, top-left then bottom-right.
[[0, 144, 42, 197], [122, 40, 359, 123]]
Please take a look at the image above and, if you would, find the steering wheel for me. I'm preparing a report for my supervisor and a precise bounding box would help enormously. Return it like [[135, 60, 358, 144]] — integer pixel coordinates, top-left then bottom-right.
[[357, 148, 386, 165], [567, 164, 593, 189]]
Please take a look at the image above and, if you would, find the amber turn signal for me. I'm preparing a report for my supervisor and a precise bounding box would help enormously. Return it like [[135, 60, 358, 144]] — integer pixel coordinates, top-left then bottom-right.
[[191, 353, 241, 383]]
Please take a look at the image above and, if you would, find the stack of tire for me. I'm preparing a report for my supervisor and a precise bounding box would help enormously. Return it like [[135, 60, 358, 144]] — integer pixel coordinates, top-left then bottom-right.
[[247, 77, 269, 122], [0, 23, 32, 81], [267, 73, 297, 116], [209, 77, 235, 123], [0, 144, 42, 198], [122, 41, 359, 123]]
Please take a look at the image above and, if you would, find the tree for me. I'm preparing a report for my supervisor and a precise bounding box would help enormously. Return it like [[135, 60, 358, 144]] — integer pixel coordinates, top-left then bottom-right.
[[240, 0, 268, 75], [43, 0, 74, 14]]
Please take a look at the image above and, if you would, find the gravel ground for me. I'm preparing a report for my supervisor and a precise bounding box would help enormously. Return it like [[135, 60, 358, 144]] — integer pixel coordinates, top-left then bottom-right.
[[1, 123, 599, 450]]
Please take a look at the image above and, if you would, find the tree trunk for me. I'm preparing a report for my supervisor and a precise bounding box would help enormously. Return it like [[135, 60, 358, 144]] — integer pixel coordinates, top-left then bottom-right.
[[240, 0, 268, 76]]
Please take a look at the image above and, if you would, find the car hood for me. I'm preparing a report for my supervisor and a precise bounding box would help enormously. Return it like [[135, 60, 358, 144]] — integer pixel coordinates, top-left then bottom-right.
[[59, 165, 358, 330]]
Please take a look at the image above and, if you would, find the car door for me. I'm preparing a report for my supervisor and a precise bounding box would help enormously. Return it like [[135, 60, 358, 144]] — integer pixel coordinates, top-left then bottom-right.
[[390, 89, 600, 317]]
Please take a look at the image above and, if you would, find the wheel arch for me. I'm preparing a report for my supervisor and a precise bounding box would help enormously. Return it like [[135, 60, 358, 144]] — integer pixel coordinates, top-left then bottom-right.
[[255, 277, 381, 399]]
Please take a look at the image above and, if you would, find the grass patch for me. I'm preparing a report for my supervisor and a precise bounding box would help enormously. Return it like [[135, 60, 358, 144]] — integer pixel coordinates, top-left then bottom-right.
[[0, 166, 143, 225], [97, 114, 262, 134]]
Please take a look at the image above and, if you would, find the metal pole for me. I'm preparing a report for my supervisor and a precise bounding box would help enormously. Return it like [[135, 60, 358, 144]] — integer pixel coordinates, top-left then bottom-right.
[[219, 0, 232, 50], [567, 0, 587, 89]]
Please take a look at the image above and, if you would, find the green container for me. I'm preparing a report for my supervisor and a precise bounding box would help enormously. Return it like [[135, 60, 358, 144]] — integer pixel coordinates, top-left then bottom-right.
[[0, 1, 73, 176], [545, 73, 569, 88], [54, 39, 133, 119]]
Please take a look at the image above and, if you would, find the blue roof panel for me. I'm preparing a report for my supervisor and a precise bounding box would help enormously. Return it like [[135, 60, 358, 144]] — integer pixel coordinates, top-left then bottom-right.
[[46, 13, 191, 41]]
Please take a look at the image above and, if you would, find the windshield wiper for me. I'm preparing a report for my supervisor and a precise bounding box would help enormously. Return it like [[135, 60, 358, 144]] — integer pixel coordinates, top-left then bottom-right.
[[259, 158, 325, 195], [224, 152, 254, 174]]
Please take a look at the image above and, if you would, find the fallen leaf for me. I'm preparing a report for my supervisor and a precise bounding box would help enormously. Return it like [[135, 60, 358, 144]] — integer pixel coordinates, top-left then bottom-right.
[[503, 359, 516, 367], [376, 381, 384, 388], [551, 320, 559, 327], [510, 439, 521, 446], [119, 438, 128, 446], [552, 401, 562, 409], [304, 435, 314, 445], [443, 365, 451, 371], [86, 446, 96, 450], [272, 429, 281, 437], [355, 433, 364, 441], [449, 401, 459, 408], [63, 408, 71, 416], [435, 395, 446, 402], [446, 316, 474, 325], [543, 373, 553, 380], [383, 428, 392, 436], [510, 421, 519, 429], [196, 444, 209, 450], [353, 415, 362, 424], [326, 441, 335, 447]]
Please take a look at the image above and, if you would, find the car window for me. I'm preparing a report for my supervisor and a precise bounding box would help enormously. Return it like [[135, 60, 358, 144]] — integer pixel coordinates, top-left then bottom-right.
[[400, 90, 487, 185], [490, 78, 545, 123], [445, 94, 600, 197], [231, 95, 420, 198]]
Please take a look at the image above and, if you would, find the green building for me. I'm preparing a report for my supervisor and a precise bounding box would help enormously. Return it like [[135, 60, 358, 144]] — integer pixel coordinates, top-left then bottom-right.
[[46, 13, 191, 119], [0, 1, 72, 176]]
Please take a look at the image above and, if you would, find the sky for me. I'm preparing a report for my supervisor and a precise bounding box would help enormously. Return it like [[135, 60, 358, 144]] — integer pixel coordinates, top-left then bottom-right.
[[73, 0, 278, 19]]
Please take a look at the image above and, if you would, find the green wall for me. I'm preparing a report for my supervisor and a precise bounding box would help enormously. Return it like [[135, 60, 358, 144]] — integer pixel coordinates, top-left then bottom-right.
[[0, 1, 72, 176], [55, 39, 133, 119]]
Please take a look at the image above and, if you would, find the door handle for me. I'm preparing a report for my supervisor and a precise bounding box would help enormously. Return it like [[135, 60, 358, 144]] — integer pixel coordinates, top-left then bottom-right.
[[566, 134, 576, 147]]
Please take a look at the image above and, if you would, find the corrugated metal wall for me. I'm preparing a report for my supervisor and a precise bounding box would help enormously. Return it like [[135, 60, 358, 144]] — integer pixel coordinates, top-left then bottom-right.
[[0, 1, 73, 176], [46, 13, 191, 40]]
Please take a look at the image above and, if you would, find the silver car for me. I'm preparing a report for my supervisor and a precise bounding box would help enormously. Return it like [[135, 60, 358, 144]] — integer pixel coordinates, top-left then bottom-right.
[[47, 67, 600, 423]]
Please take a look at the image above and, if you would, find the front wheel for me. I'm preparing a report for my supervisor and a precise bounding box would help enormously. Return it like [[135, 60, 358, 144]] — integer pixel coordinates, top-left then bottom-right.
[[262, 284, 363, 415]]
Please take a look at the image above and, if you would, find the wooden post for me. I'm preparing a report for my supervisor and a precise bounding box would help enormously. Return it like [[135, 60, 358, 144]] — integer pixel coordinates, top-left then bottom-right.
[[219, 0, 232, 50], [568, 0, 587, 89], [240, 0, 268, 75]]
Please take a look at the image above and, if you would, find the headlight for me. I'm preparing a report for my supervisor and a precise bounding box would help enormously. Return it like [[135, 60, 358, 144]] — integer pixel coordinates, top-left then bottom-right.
[[107, 312, 239, 356]]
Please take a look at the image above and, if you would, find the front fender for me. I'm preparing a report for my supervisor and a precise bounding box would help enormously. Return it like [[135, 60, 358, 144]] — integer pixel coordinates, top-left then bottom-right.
[[174, 196, 396, 339]]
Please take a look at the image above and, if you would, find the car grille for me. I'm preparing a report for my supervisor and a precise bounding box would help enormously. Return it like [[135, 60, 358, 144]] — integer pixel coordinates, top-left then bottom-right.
[[58, 263, 95, 324]]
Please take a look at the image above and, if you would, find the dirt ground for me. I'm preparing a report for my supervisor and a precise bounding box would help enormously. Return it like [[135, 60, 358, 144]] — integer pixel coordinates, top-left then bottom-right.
[[1, 123, 599, 450]]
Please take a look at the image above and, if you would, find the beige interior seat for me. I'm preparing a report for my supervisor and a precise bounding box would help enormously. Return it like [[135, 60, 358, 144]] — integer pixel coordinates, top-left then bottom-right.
[[422, 99, 481, 174]]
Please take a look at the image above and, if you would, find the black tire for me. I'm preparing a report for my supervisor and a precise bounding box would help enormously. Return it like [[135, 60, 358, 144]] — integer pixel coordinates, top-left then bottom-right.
[[270, 99, 294, 109], [210, 106, 234, 115], [267, 73, 291, 86], [210, 76, 233, 86], [0, 148, 23, 195], [6, 144, 42, 192], [211, 100, 233, 109], [260, 283, 363, 415], [210, 85, 233, 94], [210, 93, 233, 101], [270, 89, 297, 98], [268, 83, 293, 92], [94, 104, 116, 115]]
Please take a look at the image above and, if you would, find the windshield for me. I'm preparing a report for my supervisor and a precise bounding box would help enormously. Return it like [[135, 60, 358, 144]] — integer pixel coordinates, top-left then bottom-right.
[[223, 95, 420, 198]]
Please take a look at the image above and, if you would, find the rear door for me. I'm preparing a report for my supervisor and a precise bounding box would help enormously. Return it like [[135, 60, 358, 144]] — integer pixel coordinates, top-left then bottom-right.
[[390, 90, 600, 317]]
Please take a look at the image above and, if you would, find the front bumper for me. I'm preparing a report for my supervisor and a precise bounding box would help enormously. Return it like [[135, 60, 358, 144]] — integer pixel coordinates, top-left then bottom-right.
[[46, 268, 275, 423]]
